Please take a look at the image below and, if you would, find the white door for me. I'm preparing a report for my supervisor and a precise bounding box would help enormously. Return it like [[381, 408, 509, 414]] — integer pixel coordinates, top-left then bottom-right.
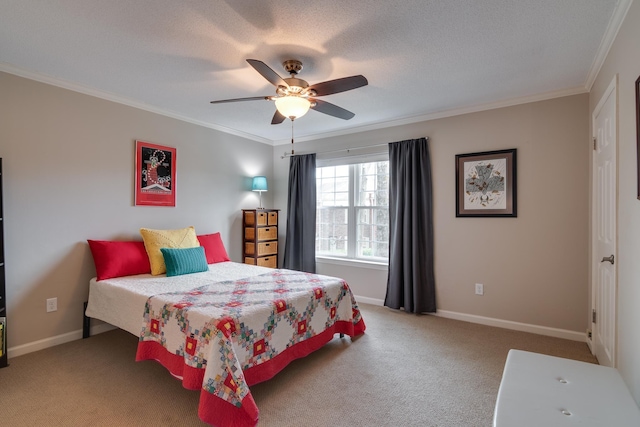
[[591, 76, 617, 368]]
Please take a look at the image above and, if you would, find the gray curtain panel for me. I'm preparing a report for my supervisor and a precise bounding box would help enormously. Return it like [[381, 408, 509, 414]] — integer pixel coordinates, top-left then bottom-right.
[[283, 153, 317, 273], [384, 137, 436, 313]]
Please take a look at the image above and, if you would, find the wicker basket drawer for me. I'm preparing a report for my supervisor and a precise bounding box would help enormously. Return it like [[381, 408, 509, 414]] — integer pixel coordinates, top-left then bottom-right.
[[257, 256, 277, 268], [257, 211, 267, 226], [257, 241, 277, 256], [257, 227, 277, 240], [245, 242, 255, 256], [244, 211, 255, 226], [244, 257, 256, 265], [268, 211, 278, 225], [245, 227, 277, 241], [245, 242, 277, 256], [245, 227, 254, 240]]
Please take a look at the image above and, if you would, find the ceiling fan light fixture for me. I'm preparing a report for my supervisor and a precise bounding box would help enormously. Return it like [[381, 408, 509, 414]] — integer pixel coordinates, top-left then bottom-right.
[[210, 59, 367, 124], [275, 96, 311, 119]]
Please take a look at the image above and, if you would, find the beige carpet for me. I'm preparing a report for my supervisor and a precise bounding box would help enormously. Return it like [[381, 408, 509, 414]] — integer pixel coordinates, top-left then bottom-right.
[[0, 304, 596, 426]]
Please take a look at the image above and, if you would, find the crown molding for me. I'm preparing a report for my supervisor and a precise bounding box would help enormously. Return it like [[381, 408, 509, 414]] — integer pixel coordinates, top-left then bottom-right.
[[584, 0, 633, 91], [0, 59, 595, 148], [0, 62, 273, 145]]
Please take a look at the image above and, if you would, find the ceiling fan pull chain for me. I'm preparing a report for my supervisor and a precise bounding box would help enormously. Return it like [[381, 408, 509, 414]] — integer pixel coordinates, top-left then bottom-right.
[[291, 119, 295, 155]]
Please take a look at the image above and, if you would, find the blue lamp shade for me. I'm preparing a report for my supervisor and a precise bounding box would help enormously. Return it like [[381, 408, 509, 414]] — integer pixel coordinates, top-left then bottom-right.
[[252, 176, 268, 192], [252, 176, 267, 208]]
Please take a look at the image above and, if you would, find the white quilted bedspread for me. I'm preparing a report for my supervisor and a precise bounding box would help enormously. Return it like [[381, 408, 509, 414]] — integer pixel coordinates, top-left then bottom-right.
[[85, 262, 271, 335]]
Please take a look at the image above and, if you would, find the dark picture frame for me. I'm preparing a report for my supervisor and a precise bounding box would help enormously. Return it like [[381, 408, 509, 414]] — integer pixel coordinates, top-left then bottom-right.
[[636, 75, 640, 200], [134, 140, 176, 207], [456, 148, 517, 217]]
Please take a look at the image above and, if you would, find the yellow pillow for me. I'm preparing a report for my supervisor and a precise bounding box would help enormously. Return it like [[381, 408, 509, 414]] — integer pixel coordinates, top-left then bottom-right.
[[140, 226, 199, 275]]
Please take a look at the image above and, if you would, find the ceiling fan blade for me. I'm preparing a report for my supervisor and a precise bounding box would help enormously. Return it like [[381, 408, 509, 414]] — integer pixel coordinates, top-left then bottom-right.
[[271, 110, 286, 125], [210, 96, 271, 104], [311, 99, 355, 120], [246, 59, 289, 88], [309, 75, 368, 96]]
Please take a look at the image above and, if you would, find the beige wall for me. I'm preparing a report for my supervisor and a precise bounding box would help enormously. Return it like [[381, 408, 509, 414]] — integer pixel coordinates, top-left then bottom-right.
[[0, 61, 599, 372], [589, 0, 640, 405], [1, 69, 594, 356], [275, 94, 590, 333], [0, 72, 273, 348]]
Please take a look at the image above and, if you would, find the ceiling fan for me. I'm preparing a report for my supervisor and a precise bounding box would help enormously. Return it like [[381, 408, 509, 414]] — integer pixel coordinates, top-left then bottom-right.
[[210, 59, 368, 124]]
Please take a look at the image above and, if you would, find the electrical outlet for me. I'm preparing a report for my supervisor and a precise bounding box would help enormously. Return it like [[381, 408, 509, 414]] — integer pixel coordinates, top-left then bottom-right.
[[475, 283, 484, 295], [46, 297, 57, 312]]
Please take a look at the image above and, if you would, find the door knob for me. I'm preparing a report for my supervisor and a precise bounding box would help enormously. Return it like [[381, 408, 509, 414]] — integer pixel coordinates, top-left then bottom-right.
[[600, 254, 615, 265]]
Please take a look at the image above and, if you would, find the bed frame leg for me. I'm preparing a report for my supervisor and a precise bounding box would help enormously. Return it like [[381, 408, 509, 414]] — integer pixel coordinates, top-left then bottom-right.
[[83, 302, 90, 339]]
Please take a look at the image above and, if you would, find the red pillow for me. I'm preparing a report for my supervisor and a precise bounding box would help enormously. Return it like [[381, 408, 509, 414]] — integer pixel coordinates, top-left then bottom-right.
[[197, 233, 230, 264], [87, 240, 152, 281]]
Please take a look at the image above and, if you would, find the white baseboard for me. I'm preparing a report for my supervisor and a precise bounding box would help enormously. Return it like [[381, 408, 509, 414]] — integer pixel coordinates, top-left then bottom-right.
[[354, 296, 384, 306], [433, 310, 586, 342], [586, 331, 595, 354], [355, 296, 586, 342], [7, 323, 116, 359], [7, 299, 587, 358]]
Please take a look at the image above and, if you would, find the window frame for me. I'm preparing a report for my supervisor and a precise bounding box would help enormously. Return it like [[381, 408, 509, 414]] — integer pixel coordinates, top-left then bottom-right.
[[316, 154, 389, 265]]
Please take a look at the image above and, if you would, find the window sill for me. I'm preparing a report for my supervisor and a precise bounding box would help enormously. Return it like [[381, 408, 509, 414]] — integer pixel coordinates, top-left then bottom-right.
[[316, 256, 388, 271]]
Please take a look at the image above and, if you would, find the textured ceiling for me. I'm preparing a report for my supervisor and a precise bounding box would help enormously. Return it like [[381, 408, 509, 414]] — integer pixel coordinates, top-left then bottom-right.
[[0, 0, 624, 144]]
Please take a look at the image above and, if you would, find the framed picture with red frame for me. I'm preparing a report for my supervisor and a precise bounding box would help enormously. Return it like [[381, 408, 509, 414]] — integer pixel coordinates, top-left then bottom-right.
[[134, 140, 176, 207]]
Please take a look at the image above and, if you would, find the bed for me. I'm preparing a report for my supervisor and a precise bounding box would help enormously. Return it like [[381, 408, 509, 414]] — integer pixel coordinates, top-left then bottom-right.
[[84, 260, 366, 427]]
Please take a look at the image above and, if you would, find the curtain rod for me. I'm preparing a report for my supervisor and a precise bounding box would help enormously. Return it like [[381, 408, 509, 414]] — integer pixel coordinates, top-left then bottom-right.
[[280, 142, 389, 159]]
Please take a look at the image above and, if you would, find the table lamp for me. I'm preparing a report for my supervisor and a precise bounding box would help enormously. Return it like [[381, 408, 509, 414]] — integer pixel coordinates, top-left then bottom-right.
[[252, 176, 268, 208]]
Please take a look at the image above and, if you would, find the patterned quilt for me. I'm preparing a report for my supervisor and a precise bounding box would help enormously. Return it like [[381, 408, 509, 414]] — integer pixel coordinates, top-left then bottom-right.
[[135, 269, 366, 427]]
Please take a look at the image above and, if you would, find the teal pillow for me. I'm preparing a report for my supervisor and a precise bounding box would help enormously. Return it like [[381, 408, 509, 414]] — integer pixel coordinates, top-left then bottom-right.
[[160, 246, 209, 277]]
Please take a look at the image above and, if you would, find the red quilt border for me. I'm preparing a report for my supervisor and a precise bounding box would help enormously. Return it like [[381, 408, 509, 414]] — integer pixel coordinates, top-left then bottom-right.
[[136, 318, 365, 426]]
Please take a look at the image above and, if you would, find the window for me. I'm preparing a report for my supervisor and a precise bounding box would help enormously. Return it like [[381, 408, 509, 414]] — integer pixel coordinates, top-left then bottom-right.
[[316, 160, 389, 263]]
